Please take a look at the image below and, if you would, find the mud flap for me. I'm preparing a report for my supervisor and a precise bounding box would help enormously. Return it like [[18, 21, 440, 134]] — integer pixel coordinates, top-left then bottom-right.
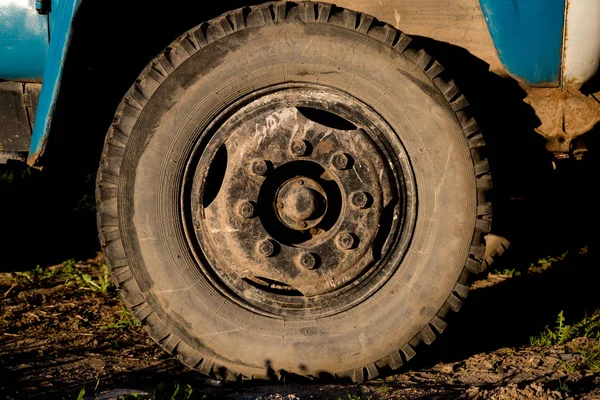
[[0, 82, 40, 163]]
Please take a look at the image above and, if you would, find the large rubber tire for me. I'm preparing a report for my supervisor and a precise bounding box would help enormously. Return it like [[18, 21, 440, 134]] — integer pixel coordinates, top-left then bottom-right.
[[97, 1, 491, 382]]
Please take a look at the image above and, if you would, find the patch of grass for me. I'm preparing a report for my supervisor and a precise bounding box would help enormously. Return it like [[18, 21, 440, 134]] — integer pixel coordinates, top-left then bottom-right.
[[560, 360, 577, 373], [376, 384, 391, 395], [12, 264, 58, 286], [119, 382, 194, 400], [530, 311, 573, 346], [490, 250, 572, 278], [11, 259, 115, 295], [0, 163, 33, 185], [339, 393, 363, 400], [530, 310, 600, 346], [76, 263, 113, 295], [579, 341, 600, 372], [527, 250, 569, 274], [491, 268, 521, 277], [557, 378, 569, 393], [101, 306, 141, 331]]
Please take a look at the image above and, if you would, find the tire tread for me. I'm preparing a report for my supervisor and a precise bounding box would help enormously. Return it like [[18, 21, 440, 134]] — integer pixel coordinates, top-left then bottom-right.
[[97, 0, 491, 382]]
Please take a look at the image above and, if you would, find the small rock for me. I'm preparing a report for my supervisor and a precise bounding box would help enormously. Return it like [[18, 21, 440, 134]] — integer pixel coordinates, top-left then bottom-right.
[[440, 364, 455, 374]]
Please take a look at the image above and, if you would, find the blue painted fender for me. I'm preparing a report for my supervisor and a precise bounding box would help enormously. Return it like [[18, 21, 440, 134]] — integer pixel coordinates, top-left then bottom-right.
[[24, 0, 580, 166], [28, 0, 82, 165], [478, 0, 565, 86]]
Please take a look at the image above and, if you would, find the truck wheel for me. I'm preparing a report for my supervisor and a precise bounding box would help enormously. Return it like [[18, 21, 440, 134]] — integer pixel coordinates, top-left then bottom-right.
[[97, 1, 491, 381]]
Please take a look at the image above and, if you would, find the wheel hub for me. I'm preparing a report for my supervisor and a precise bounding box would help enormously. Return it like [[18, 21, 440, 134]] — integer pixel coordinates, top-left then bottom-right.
[[276, 177, 327, 231], [186, 85, 414, 318]]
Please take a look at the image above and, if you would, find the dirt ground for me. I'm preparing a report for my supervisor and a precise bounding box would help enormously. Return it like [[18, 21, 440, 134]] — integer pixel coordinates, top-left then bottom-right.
[[1, 250, 599, 400]]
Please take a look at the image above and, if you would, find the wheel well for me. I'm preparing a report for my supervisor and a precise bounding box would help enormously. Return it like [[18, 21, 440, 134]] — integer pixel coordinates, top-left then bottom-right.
[[43, 0, 268, 169]]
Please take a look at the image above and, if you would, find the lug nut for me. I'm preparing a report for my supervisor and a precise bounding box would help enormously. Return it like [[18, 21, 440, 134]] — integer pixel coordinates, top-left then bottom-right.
[[290, 139, 309, 157], [237, 201, 255, 219], [298, 252, 317, 269], [336, 232, 355, 250], [350, 191, 370, 209], [331, 152, 350, 170], [257, 239, 275, 257], [251, 159, 268, 176]]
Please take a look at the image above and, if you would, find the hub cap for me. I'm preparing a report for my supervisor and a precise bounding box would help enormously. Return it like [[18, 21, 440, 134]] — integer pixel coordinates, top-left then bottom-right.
[[186, 85, 416, 318], [276, 177, 327, 231]]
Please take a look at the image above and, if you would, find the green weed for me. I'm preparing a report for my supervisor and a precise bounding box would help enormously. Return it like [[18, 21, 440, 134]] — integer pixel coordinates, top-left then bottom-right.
[[376, 384, 391, 395], [76, 264, 113, 295], [530, 311, 600, 346], [11, 259, 114, 295], [491, 268, 521, 277], [557, 378, 569, 393], [490, 250, 571, 278], [527, 251, 569, 274], [339, 393, 362, 400], [13, 264, 56, 286], [118, 382, 194, 400], [101, 306, 141, 331], [560, 360, 577, 373], [530, 311, 573, 346], [580, 341, 600, 372]]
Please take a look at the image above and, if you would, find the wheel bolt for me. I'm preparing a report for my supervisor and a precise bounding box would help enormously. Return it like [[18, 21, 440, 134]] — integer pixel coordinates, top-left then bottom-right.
[[350, 191, 370, 209], [336, 232, 355, 250], [298, 252, 317, 269], [290, 139, 308, 157], [331, 152, 350, 170], [257, 239, 275, 257], [251, 159, 268, 176], [237, 201, 255, 219]]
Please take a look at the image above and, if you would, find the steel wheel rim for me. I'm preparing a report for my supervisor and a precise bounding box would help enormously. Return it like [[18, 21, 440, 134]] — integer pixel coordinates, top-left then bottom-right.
[[183, 84, 417, 319]]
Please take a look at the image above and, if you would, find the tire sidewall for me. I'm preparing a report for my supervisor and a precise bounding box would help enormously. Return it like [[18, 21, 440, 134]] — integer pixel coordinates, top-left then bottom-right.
[[115, 22, 476, 376]]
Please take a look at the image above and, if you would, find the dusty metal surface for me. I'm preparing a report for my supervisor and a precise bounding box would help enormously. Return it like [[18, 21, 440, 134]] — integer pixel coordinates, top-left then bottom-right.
[[0, 81, 34, 163], [23, 83, 41, 131], [524, 88, 600, 157], [322, 0, 503, 74], [188, 85, 414, 319]]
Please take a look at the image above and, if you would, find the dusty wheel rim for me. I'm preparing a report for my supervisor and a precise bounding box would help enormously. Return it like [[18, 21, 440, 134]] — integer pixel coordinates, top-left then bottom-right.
[[185, 84, 417, 319]]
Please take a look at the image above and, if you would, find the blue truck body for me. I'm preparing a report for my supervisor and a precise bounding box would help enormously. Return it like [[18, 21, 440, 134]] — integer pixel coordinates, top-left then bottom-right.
[[0, 0, 48, 81], [2, 0, 590, 166]]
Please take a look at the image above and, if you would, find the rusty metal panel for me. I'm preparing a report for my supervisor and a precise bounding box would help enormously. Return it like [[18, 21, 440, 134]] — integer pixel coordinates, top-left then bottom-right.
[[0, 81, 32, 157]]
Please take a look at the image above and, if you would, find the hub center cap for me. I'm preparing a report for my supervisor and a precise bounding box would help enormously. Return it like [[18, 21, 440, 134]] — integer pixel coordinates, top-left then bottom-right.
[[276, 177, 327, 230]]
